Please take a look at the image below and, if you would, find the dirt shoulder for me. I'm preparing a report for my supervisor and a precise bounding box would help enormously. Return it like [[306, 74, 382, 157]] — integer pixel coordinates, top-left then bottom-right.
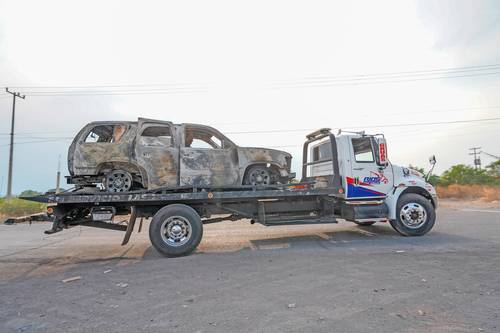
[[439, 198, 500, 209]]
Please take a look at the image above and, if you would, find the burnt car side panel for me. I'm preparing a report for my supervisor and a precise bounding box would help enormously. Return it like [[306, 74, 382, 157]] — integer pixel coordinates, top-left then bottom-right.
[[179, 124, 240, 187], [71, 122, 136, 176], [180, 148, 240, 187], [134, 120, 179, 189], [237, 147, 292, 179]]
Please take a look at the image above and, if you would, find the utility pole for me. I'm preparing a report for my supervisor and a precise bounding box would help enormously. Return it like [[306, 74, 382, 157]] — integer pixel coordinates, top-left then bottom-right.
[[5, 88, 26, 199], [56, 155, 61, 194], [469, 147, 482, 170]]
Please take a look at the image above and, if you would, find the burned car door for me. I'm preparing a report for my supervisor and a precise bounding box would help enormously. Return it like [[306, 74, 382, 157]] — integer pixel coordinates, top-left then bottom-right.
[[135, 119, 179, 189], [180, 125, 239, 187], [71, 122, 132, 176]]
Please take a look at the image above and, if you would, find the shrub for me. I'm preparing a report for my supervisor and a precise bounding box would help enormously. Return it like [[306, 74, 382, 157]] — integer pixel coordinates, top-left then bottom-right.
[[0, 198, 46, 219], [436, 184, 500, 202]]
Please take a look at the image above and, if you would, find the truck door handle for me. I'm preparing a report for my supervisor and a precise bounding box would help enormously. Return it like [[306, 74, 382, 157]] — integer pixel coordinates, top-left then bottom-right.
[[353, 167, 364, 171]]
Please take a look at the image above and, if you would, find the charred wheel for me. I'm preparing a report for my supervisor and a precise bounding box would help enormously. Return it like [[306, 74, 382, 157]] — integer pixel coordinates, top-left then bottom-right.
[[244, 165, 275, 186], [104, 170, 133, 192]]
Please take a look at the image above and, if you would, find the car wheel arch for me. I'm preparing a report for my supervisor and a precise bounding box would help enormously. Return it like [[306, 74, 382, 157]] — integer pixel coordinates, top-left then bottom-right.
[[97, 162, 149, 188], [242, 163, 282, 184]]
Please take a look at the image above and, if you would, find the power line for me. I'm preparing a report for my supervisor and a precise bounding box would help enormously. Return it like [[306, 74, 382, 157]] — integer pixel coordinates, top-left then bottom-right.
[[0, 138, 71, 147], [224, 117, 500, 135], [5, 82, 210, 89], [482, 151, 500, 160], [14, 68, 500, 95], [7, 63, 500, 89], [271, 70, 500, 89], [1, 116, 499, 139], [20, 88, 209, 97], [5, 63, 500, 95], [284, 63, 500, 82]]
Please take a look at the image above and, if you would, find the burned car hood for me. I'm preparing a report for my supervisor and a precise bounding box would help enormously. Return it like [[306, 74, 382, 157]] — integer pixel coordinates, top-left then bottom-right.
[[237, 147, 292, 169]]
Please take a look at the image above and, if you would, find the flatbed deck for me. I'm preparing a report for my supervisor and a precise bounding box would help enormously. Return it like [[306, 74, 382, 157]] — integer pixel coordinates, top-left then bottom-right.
[[28, 184, 344, 205]]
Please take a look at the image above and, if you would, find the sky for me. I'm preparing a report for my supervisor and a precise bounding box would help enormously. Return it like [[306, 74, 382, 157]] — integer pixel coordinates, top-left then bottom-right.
[[0, 0, 500, 194]]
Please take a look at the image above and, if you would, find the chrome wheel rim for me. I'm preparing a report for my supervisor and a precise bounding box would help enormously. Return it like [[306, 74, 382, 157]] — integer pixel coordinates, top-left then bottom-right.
[[249, 169, 271, 186], [160, 216, 192, 247], [106, 171, 132, 192], [399, 203, 427, 229]]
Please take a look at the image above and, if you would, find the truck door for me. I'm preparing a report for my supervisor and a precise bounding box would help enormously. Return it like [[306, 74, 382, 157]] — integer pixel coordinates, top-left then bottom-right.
[[135, 119, 179, 189], [346, 136, 393, 199], [180, 125, 239, 187]]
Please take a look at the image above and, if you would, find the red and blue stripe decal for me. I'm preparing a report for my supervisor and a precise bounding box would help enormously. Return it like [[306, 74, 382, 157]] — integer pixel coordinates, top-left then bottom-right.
[[346, 177, 385, 198]]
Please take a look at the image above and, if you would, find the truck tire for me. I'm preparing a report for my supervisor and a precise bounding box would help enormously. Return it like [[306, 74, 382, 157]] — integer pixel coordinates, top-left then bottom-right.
[[149, 204, 203, 257], [390, 193, 435, 236]]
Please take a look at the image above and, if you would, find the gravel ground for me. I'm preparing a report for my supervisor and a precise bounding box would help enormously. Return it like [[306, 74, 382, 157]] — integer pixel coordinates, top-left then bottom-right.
[[1, 201, 500, 332]]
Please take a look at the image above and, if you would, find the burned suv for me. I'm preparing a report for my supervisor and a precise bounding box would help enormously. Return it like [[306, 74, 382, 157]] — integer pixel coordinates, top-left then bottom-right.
[[67, 118, 294, 192]]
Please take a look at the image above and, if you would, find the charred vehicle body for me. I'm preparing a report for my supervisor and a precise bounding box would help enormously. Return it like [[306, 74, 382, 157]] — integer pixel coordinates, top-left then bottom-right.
[[67, 118, 294, 192]]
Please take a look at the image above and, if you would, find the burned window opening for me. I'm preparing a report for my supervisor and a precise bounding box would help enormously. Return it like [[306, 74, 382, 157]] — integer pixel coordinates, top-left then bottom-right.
[[85, 124, 127, 143], [185, 128, 224, 149], [140, 126, 173, 147]]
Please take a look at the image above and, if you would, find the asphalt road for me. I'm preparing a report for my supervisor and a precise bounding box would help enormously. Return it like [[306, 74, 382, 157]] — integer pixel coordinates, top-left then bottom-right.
[[1, 202, 500, 333]]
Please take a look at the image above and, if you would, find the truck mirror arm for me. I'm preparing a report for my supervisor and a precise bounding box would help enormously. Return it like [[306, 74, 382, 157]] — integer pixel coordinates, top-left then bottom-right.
[[425, 156, 436, 182]]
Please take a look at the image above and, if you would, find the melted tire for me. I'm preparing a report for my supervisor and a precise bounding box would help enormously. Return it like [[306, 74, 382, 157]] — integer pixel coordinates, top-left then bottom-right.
[[390, 193, 436, 236]]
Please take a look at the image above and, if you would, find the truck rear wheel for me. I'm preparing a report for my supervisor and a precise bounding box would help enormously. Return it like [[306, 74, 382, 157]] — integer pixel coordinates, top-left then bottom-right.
[[149, 204, 203, 257], [390, 193, 435, 236]]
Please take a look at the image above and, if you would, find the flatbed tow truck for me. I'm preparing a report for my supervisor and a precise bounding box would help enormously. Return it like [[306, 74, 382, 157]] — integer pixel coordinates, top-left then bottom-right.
[[25, 128, 438, 257]]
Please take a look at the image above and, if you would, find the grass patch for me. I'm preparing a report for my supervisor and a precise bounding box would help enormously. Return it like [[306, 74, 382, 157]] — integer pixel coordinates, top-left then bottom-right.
[[0, 198, 46, 220], [437, 184, 500, 202]]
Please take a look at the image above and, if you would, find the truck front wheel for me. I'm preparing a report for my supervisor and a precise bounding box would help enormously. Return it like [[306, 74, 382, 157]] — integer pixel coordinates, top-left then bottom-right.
[[149, 204, 203, 257], [390, 193, 435, 236]]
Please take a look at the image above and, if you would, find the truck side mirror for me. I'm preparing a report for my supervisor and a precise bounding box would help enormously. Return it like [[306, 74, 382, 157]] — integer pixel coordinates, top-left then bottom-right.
[[429, 155, 436, 165], [375, 137, 389, 167]]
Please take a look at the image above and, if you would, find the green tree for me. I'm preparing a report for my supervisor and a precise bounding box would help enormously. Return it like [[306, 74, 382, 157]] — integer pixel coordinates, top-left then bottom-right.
[[19, 189, 42, 197], [485, 160, 500, 179], [440, 164, 494, 186]]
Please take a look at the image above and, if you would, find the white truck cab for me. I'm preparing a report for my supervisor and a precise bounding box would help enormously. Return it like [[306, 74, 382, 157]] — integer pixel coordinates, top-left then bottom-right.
[[308, 130, 437, 231]]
